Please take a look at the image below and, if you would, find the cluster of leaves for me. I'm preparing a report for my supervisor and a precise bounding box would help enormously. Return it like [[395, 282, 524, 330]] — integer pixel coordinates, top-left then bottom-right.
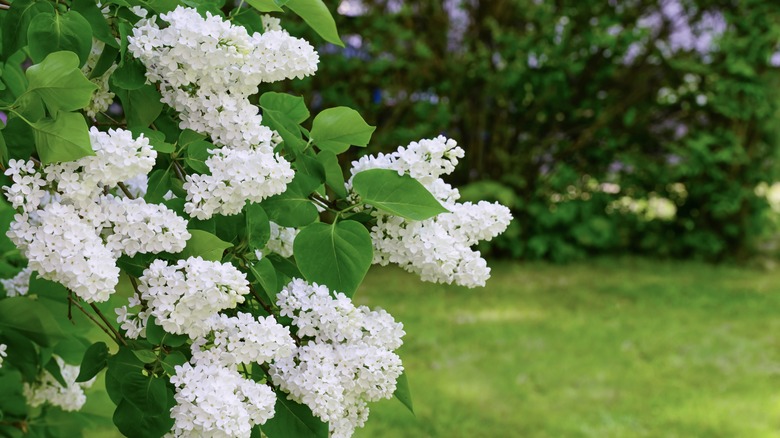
[[279, 0, 780, 261], [0, 0, 439, 436]]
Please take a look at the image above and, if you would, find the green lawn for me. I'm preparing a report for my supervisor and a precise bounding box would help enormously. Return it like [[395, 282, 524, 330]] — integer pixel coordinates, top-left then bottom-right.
[[352, 258, 780, 438]]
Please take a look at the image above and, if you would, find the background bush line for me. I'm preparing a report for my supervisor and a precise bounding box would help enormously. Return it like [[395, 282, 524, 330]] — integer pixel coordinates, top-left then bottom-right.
[[277, 0, 780, 262]]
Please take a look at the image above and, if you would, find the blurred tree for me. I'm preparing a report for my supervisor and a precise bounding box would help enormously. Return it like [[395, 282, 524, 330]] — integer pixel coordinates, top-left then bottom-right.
[[277, 0, 780, 261]]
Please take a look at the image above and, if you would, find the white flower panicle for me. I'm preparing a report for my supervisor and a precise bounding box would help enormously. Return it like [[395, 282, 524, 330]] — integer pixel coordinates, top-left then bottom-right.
[[4, 160, 47, 213], [183, 144, 294, 219], [83, 195, 190, 256], [138, 257, 249, 338], [271, 279, 405, 438], [0, 343, 6, 368], [7, 203, 120, 302], [168, 362, 277, 438], [3, 128, 191, 302], [23, 356, 95, 412], [128, 6, 312, 218], [350, 136, 512, 288], [0, 266, 33, 297], [116, 294, 150, 340], [47, 127, 156, 206], [191, 312, 295, 367]]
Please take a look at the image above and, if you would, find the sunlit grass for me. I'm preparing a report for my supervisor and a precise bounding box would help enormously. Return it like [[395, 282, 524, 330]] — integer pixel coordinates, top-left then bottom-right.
[[353, 258, 780, 438]]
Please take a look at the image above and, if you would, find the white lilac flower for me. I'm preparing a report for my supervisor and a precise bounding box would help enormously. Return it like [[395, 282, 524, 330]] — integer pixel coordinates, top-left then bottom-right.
[[82, 195, 191, 257], [191, 312, 295, 367], [271, 279, 405, 438], [0, 266, 33, 297], [138, 257, 248, 338], [46, 127, 156, 207], [23, 356, 95, 412], [3, 160, 47, 213], [183, 144, 294, 219], [116, 294, 150, 340], [0, 343, 6, 368], [349, 136, 512, 288], [128, 6, 311, 218], [169, 362, 276, 438], [261, 221, 298, 258], [7, 203, 119, 302]]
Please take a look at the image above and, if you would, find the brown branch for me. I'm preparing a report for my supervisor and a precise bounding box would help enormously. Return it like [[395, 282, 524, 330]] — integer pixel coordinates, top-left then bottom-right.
[[68, 296, 119, 344], [89, 302, 128, 346], [116, 181, 136, 199]]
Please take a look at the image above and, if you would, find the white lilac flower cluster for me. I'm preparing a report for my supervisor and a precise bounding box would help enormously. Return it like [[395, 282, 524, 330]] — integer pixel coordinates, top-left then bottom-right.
[[3, 128, 190, 302], [137, 257, 249, 338], [349, 136, 512, 288], [23, 356, 95, 412], [168, 361, 276, 438], [128, 6, 316, 218], [0, 266, 33, 297], [191, 312, 295, 367], [270, 279, 405, 438], [167, 312, 294, 437], [0, 343, 6, 368]]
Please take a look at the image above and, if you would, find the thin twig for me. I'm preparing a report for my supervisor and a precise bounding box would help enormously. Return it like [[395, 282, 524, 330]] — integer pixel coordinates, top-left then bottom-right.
[[116, 181, 135, 199], [68, 296, 118, 343], [248, 284, 274, 315], [172, 161, 187, 180], [89, 302, 128, 346], [0, 5, 10, 10]]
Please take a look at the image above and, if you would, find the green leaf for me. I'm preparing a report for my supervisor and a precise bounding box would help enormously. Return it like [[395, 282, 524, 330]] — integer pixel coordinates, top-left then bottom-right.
[[249, 257, 278, 302], [246, 0, 284, 12], [316, 151, 346, 198], [393, 371, 414, 415], [262, 110, 307, 154], [145, 317, 188, 347], [24, 51, 99, 115], [261, 173, 320, 227], [44, 355, 68, 387], [352, 169, 448, 220], [246, 203, 271, 250], [72, 0, 120, 48], [116, 252, 155, 278], [31, 112, 94, 165], [293, 220, 372, 297], [27, 11, 93, 66], [184, 140, 212, 173], [260, 92, 310, 124], [144, 169, 172, 204], [120, 373, 167, 414], [178, 229, 233, 262], [160, 351, 187, 376], [111, 58, 148, 90], [0, 329, 40, 382], [0, 370, 27, 418], [0, 130, 7, 167], [76, 342, 109, 383], [113, 397, 174, 438], [0, 297, 64, 347], [1, 0, 55, 57], [261, 392, 329, 438], [130, 128, 174, 153], [114, 84, 164, 129], [131, 349, 158, 364], [89, 44, 120, 79], [309, 107, 375, 153], [284, 0, 343, 47]]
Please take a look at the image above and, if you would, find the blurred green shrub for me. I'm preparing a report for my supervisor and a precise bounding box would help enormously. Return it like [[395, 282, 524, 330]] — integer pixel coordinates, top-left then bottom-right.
[[276, 0, 780, 261]]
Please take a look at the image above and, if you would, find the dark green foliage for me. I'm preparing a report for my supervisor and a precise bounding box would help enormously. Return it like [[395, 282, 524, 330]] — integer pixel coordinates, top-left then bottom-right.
[[279, 0, 780, 261]]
